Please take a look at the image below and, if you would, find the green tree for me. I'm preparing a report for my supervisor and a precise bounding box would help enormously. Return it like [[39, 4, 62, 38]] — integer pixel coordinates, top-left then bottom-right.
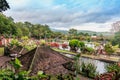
[[0, 0, 10, 12], [15, 22, 29, 36], [112, 31, 120, 48], [69, 39, 80, 52], [68, 28, 77, 39], [31, 24, 52, 39], [0, 13, 17, 36]]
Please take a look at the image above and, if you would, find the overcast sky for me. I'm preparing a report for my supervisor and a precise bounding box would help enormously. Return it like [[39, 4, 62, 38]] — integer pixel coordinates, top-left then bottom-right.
[[3, 0, 120, 32]]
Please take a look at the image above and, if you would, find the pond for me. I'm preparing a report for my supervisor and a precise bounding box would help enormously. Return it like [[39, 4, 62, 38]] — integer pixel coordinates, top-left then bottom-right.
[[63, 53, 115, 74], [79, 57, 114, 74]]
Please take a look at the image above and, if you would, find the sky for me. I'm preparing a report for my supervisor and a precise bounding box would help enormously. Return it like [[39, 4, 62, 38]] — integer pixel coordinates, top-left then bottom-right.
[[3, 0, 120, 32]]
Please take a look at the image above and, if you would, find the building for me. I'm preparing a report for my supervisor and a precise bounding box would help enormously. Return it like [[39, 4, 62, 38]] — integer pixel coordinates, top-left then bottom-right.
[[19, 46, 74, 75]]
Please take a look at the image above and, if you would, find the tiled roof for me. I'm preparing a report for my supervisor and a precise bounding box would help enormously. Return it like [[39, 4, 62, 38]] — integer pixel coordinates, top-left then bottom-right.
[[19, 46, 73, 75]]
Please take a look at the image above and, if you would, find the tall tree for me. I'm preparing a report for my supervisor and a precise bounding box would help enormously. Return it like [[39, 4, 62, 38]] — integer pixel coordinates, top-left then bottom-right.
[[112, 31, 120, 48], [0, 13, 17, 36], [0, 0, 10, 12], [68, 28, 77, 36]]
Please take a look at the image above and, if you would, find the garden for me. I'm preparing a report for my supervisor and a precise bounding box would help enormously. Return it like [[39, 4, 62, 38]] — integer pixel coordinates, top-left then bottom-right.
[[1, 0, 120, 80]]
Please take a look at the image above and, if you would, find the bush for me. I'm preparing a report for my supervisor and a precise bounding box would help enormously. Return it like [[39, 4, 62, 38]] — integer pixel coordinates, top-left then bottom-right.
[[84, 47, 94, 54], [69, 39, 80, 52], [105, 43, 114, 55], [24, 45, 36, 51], [21, 36, 29, 40], [106, 63, 120, 73], [50, 42, 59, 48], [105, 63, 120, 80], [40, 40, 46, 46], [80, 62, 98, 78], [10, 39, 19, 47], [61, 43, 68, 49], [0, 69, 48, 80], [79, 41, 85, 52], [94, 72, 116, 80]]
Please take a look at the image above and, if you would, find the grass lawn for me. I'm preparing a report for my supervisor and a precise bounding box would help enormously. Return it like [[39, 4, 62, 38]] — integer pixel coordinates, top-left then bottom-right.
[[52, 48, 120, 62], [0, 47, 4, 56], [52, 48, 77, 55], [81, 54, 95, 58]]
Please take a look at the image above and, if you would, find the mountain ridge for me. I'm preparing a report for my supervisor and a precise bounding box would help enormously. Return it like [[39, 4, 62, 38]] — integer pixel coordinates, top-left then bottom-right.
[[51, 28, 112, 36]]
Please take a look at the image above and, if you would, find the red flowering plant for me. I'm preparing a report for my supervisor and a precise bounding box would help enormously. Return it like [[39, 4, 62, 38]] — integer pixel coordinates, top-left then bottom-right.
[[50, 42, 59, 48], [61, 43, 68, 49]]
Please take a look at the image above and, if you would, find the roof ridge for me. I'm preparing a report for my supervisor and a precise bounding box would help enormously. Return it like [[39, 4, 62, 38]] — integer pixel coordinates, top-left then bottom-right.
[[28, 46, 39, 71]]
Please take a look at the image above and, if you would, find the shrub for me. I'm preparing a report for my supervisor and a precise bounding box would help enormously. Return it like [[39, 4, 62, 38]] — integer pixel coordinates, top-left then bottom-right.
[[50, 42, 59, 48], [40, 40, 46, 46], [94, 72, 116, 80], [24, 45, 36, 51], [84, 47, 95, 54], [0, 69, 48, 80], [79, 41, 85, 52], [69, 39, 80, 52], [105, 43, 114, 55], [80, 62, 98, 78], [10, 39, 19, 47], [0, 69, 14, 80], [105, 63, 120, 80], [8, 58, 48, 80], [21, 36, 29, 40], [10, 58, 22, 70], [61, 43, 68, 49]]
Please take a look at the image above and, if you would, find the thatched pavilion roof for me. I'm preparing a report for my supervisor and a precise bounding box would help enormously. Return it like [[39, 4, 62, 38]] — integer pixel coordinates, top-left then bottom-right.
[[19, 46, 73, 75]]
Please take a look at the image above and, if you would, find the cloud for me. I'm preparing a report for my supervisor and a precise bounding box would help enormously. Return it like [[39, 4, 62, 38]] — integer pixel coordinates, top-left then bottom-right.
[[7, 0, 30, 9], [4, 0, 120, 32]]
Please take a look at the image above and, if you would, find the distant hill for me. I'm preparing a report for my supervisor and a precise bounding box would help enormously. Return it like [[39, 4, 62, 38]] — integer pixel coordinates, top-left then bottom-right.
[[51, 28, 112, 36], [51, 29, 68, 34]]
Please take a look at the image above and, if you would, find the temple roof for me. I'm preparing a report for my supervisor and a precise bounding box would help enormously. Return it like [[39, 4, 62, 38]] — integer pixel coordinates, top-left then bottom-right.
[[19, 46, 73, 75]]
